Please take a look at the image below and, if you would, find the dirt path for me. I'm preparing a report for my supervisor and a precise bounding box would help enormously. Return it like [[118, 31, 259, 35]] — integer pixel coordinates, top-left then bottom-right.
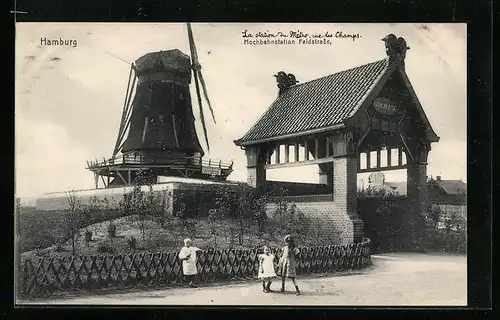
[[18, 253, 467, 306]]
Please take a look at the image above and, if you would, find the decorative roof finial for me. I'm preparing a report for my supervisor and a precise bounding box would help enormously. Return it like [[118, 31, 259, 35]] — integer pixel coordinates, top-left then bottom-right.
[[274, 71, 300, 96], [381, 34, 410, 66]]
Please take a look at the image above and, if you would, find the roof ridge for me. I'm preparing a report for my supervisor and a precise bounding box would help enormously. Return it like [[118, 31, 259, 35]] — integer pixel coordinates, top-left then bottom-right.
[[291, 57, 389, 88]]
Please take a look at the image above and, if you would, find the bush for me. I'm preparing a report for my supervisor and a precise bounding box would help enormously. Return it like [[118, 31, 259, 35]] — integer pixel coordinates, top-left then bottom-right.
[[181, 218, 197, 238], [84, 230, 93, 243], [107, 222, 117, 238], [127, 236, 137, 251], [54, 240, 65, 253], [97, 242, 114, 254], [430, 229, 466, 253]]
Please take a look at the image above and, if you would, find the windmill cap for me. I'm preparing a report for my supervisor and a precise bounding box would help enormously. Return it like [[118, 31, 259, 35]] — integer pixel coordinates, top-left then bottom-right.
[[134, 49, 191, 74]]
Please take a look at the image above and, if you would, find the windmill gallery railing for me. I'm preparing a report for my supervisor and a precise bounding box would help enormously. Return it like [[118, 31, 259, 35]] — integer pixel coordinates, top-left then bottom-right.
[[87, 154, 233, 171], [20, 239, 371, 296]]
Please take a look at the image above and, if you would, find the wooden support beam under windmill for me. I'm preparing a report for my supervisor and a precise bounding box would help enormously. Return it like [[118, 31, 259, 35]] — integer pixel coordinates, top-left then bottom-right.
[[116, 171, 128, 185]]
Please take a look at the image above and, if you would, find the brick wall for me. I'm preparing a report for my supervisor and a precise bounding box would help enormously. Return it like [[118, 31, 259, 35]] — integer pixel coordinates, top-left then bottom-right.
[[407, 163, 432, 249], [266, 194, 363, 245], [332, 156, 364, 243], [265, 181, 329, 196]]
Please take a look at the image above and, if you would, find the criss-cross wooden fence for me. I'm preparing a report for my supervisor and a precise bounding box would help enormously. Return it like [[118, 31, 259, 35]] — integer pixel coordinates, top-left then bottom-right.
[[20, 238, 371, 296]]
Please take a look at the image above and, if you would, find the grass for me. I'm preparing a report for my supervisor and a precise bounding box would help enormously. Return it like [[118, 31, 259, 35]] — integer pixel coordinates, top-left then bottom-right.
[[17, 206, 127, 253], [20, 213, 328, 262]]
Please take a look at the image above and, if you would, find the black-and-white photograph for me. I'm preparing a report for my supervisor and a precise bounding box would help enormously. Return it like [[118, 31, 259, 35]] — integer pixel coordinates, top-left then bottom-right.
[[15, 23, 467, 306]]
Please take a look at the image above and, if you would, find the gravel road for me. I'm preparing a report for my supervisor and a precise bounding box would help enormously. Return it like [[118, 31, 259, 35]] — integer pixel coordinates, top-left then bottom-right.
[[18, 253, 467, 306]]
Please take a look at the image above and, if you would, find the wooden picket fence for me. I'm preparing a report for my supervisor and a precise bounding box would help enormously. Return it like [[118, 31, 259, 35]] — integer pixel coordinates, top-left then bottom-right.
[[20, 238, 371, 296]]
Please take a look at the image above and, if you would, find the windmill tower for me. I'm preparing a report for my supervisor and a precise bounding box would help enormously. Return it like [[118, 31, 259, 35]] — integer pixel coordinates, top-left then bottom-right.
[[87, 24, 233, 188]]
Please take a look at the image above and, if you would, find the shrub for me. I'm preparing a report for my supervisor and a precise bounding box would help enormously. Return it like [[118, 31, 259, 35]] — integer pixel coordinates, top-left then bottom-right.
[[181, 218, 197, 238], [107, 222, 117, 238], [97, 242, 114, 254], [127, 236, 137, 252], [427, 204, 444, 229], [54, 241, 65, 252], [84, 230, 93, 244]]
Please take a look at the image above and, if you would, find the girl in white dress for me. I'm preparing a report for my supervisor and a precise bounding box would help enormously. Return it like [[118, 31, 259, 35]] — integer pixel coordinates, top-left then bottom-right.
[[178, 238, 202, 288], [258, 246, 277, 293]]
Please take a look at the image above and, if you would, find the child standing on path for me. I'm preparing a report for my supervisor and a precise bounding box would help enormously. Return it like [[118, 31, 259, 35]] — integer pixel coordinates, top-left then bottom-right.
[[277, 235, 301, 295], [258, 246, 277, 293], [178, 238, 202, 288]]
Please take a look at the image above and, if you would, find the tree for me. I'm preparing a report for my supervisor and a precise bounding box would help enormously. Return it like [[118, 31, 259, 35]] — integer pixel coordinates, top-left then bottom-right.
[[213, 184, 235, 218], [208, 209, 220, 249], [272, 187, 289, 230], [152, 189, 172, 228], [252, 195, 268, 235], [78, 195, 101, 245], [235, 182, 255, 245], [65, 190, 81, 256], [287, 204, 310, 239]]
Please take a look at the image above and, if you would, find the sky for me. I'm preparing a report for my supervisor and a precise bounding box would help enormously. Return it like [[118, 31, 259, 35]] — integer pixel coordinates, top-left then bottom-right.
[[15, 23, 467, 199]]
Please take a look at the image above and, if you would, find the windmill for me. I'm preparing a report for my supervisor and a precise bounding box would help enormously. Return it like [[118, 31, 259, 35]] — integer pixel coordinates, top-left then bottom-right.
[[87, 23, 233, 188]]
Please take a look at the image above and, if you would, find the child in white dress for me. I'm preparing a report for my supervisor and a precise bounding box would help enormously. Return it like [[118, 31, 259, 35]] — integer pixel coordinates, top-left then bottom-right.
[[178, 238, 202, 288], [258, 246, 277, 293]]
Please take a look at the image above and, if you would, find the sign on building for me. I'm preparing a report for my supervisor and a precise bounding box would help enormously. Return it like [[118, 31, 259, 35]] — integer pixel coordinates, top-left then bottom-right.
[[373, 98, 399, 116], [202, 166, 222, 176]]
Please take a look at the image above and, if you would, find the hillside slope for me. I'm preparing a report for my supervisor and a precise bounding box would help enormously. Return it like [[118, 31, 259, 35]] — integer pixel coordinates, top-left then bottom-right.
[[21, 214, 327, 261]]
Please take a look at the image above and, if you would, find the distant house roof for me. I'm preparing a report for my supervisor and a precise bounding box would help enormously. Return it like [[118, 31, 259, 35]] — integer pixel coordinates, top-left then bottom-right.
[[385, 182, 407, 195], [384, 179, 467, 196], [431, 179, 467, 195], [235, 58, 389, 145]]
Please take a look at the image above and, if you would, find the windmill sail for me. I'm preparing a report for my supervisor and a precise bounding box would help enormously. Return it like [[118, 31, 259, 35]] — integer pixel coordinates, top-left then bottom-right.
[[117, 49, 205, 157]]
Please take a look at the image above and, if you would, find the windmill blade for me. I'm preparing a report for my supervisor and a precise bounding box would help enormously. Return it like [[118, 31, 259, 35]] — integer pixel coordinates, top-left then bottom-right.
[[193, 68, 211, 152], [187, 23, 211, 152], [187, 23, 216, 124], [113, 64, 135, 156], [114, 69, 138, 155], [197, 69, 216, 124]]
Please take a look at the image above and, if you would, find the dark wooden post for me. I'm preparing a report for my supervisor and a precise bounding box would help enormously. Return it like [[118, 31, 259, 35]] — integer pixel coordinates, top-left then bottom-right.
[[245, 146, 267, 195], [304, 140, 310, 160]]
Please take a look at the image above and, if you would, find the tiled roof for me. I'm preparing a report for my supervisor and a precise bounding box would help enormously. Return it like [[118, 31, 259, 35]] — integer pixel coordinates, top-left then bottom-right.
[[435, 180, 467, 195], [236, 58, 390, 144], [385, 182, 407, 195]]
